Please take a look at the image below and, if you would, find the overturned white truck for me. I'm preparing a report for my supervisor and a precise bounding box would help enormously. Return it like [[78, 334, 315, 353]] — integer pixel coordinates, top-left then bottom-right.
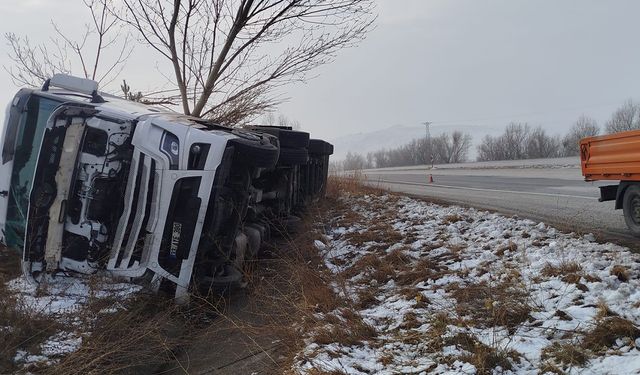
[[0, 74, 332, 301]]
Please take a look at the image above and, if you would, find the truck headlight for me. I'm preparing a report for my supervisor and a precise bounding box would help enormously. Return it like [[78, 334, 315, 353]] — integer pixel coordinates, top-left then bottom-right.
[[160, 131, 179, 169]]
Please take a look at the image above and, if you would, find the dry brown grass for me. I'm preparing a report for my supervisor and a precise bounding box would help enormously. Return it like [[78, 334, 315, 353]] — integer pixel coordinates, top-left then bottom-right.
[[398, 285, 426, 304], [582, 316, 640, 353], [305, 369, 348, 375], [378, 352, 394, 366], [594, 301, 618, 320], [334, 209, 366, 229], [248, 185, 363, 373], [540, 261, 598, 291], [0, 248, 62, 373], [44, 294, 190, 375], [298, 268, 341, 313], [343, 221, 403, 248], [399, 312, 422, 330], [340, 253, 384, 280], [313, 308, 377, 347], [541, 261, 583, 277], [326, 173, 383, 198], [395, 258, 448, 287], [442, 214, 464, 225], [541, 342, 588, 367], [396, 312, 450, 348], [447, 333, 517, 375], [1, 246, 190, 374], [449, 280, 532, 333], [495, 241, 517, 257], [554, 310, 572, 321], [538, 363, 565, 375], [356, 287, 379, 309], [610, 265, 630, 282], [341, 247, 435, 287]]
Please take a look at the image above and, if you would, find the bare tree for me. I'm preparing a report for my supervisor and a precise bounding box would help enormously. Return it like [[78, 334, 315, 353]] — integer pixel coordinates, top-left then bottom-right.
[[343, 152, 367, 170], [477, 135, 498, 162], [5, 0, 132, 87], [263, 112, 302, 129], [451, 131, 472, 163], [477, 122, 559, 161], [118, 0, 375, 124], [605, 99, 640, 134], [365, 131, 470, 168], [562, 115, 599, 156], [477, 135, 501, 162], [372, 149, 388, 168], [432, 131, 472, 163], [276, 114, 302, 130], [366, 152, 374, 168], [502, 122, 530, 160], [526, 126, 561, 159]]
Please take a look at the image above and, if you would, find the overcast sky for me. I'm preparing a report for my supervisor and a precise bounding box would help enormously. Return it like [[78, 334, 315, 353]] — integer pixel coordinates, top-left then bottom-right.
[[1, 0, 640, 141]]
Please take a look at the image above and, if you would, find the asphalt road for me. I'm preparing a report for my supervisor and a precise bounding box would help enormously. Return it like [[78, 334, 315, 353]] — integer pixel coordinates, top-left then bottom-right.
[[361, 163, 639, 249]]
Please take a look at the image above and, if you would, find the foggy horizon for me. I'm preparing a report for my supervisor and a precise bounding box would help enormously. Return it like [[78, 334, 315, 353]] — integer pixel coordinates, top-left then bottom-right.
[[1, 0, 639, 143]]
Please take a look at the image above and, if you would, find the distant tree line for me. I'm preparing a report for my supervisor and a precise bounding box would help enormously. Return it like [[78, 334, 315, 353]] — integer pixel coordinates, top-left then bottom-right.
[[339, 99, 640, 170], [477, 123, 571, 161], [476, 100, 640, 160], [342, 130, 472, 170]]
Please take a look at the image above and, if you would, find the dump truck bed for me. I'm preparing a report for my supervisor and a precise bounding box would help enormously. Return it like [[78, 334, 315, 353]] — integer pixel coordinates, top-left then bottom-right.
[[580, 129, 640, 181]]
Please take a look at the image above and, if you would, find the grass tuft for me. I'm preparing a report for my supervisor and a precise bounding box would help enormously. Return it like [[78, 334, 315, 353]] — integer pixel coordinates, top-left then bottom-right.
[[449, 280, 532, 332], [541, 342, 588, 367], [582, 316, 640, 353], [447, 333, 517, 375], [541, 261, 583, 278], [610, 265, 629, 282]]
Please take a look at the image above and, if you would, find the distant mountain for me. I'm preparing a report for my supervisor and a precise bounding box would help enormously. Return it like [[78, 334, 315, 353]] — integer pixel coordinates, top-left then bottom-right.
[[328, 124, 504, 161]]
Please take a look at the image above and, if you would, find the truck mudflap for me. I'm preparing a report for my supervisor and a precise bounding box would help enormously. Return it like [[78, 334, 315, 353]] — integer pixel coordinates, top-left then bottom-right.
[[598, 184, 618, 203]]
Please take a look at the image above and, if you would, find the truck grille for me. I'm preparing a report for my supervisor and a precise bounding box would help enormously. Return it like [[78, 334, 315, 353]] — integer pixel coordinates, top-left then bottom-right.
[[107, 151, 157, 270]]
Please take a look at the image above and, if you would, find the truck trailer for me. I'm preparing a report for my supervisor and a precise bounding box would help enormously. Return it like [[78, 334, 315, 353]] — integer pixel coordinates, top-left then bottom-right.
[[580, 129, 640, 236]]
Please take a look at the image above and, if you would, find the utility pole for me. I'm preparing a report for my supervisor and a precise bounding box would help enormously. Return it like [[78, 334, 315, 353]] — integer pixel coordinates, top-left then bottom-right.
[[423, 121, 433, 169]]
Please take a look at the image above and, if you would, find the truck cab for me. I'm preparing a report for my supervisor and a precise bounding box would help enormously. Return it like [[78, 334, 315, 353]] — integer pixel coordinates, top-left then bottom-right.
[[1, 74, 332, 301]]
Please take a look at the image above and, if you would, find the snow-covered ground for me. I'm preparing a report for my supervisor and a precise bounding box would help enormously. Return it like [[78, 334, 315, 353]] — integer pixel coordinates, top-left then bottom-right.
[[6, 275, 141, 369], [295, 192, 640, 374]]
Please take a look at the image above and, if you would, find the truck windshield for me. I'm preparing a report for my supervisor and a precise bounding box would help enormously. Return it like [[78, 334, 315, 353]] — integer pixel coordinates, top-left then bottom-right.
[[5, 95, 60, 250]]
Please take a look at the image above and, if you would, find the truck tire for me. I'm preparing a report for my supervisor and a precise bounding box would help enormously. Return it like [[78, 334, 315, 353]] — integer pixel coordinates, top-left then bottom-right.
[[246, 126, 310, 149], [229, 133, 280, 169], [308, 139, 334, 155], [278, 147, 309, 166], [622, 185, 640, 236]]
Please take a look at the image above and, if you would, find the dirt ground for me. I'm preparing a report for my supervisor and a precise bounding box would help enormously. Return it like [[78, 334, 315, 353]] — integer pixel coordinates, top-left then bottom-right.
[[159, 254, 295, 375]]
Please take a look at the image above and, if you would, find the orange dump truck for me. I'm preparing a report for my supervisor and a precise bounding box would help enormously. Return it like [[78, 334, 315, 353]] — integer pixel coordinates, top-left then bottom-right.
[[580, 129, 640, 235]]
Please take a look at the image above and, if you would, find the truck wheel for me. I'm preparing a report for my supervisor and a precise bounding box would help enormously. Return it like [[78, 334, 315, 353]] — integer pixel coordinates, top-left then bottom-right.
[[622, 185, 640, 236], [278, 147, 308, 166], [246, 126, 310, 149], [308, 139, 334, 155], [229, 135, 279, 169]]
